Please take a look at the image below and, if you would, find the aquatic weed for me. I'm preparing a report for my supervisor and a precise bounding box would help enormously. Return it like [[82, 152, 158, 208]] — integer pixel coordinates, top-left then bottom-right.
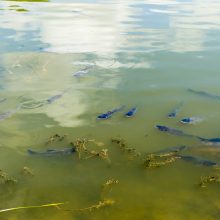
[[144, 154, 180, 168], [199, 175, 220, 188], [111, 137, 140, 160], [0, 170, 17, 184], [46, 134, 67, 145], [21, 166, 34, 176], [101, 178, 119, 199]]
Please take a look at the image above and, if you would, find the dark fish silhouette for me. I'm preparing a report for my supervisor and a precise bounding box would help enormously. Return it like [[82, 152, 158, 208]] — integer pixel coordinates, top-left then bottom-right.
[[73, 66, 92, 78], [27, 147, 75, 156], [198, 137, 220, 146], [190, 145, 220, 154], [46, 93, 63, 104], [180, 117, 203, 124], [157, 145, 187, 154], [167, 102, 183, 118], [97, 106, 125, 119], [179, 155, 217, 167], [188, 89, 220, 100], [125, 107, 137, 117], [46, 88, 70, 104], [0, 105, 21, 122], [155, 125, 194, 138], [21, 89, 70, 109]]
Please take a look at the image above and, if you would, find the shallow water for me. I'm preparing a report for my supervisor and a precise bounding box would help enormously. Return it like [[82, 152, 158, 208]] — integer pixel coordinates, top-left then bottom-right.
[[1, 0, 220, 219]]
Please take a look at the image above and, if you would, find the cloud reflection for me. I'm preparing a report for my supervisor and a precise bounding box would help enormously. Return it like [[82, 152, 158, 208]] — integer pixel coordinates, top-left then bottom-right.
[[0, 0, 219, 54], [1, 0, 220, 127]]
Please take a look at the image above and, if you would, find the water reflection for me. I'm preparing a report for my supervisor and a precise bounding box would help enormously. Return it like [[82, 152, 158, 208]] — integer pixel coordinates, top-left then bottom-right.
[[8, 0, 49, 2], [0, 0, 220, 128], [0, 0, 219, 54], [0, 1, 220, 220]]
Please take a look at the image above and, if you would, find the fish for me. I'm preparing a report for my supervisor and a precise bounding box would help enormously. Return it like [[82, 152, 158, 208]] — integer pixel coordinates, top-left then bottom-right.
[[179, 155, 217, 167], [198, 137, 220, 146], [27, 147, 76, 156], [156, 145, 188, 154], [180, 117, 193, 124], [155, 125, 194, 138], [190, 145, 220, 154], [125, 107, 137, 117], [46, 93, 64, 104], [167, 102, 183, 118], [73, 66, 91, 78], [20, 88, 70, 109], [180, 117, 203, 124], [0, 105, 21, 122], [46, 88, 70, 104], [97, 106, 125, 119], [188, 89, 220, 100]]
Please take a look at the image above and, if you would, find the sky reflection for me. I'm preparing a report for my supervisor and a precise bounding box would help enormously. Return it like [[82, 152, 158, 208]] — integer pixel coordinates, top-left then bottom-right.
[[1, 0, 220, 127], [0, 0, 220, 54]]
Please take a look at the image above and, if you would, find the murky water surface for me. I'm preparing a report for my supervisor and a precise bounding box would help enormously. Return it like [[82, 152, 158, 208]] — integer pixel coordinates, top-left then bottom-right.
[[1, 0, 220, 219]]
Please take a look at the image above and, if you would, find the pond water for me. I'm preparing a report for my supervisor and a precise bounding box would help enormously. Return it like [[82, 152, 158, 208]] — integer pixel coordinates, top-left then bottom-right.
[[1, 0, 220, 219]]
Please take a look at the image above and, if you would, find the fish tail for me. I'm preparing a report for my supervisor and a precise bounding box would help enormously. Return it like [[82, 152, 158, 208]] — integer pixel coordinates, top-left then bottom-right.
[[196, 136, 206, 141]]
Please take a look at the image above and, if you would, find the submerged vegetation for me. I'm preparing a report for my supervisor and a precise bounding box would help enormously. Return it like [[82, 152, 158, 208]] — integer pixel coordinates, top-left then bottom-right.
[[0, 170, 17, 184], [66, 199, 115, 213], [111, 137, 140, 160], [66, 178, 118, 213], [144, 154, 180, 168], [21, 166, 34, 176], [199, 175, 220, 188], [46, 133, 67, 145], [1, 128, 220, 218], [0, 0, 220, 218], [0, 203, 64, 213]]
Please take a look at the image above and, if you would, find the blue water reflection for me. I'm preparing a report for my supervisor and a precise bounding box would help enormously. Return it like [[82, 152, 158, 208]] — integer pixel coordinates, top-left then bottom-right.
[[0, 0, 219, 54]]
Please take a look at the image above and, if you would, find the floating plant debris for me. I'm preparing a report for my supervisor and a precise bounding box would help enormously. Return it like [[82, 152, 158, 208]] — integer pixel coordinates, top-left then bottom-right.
[[46, 134, 67, 145], [199, 175, 220, 188], [85, 149, 111, 164], [21, 166, 34, 176], [65, 199, 115, 213], [71, 137, 89, 160], [65, 178, 117, 213], [111, 137, 140, 160], [144, 154, 180, 168], [0, 170, 17, 184], [101, 178, 119, 199]]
